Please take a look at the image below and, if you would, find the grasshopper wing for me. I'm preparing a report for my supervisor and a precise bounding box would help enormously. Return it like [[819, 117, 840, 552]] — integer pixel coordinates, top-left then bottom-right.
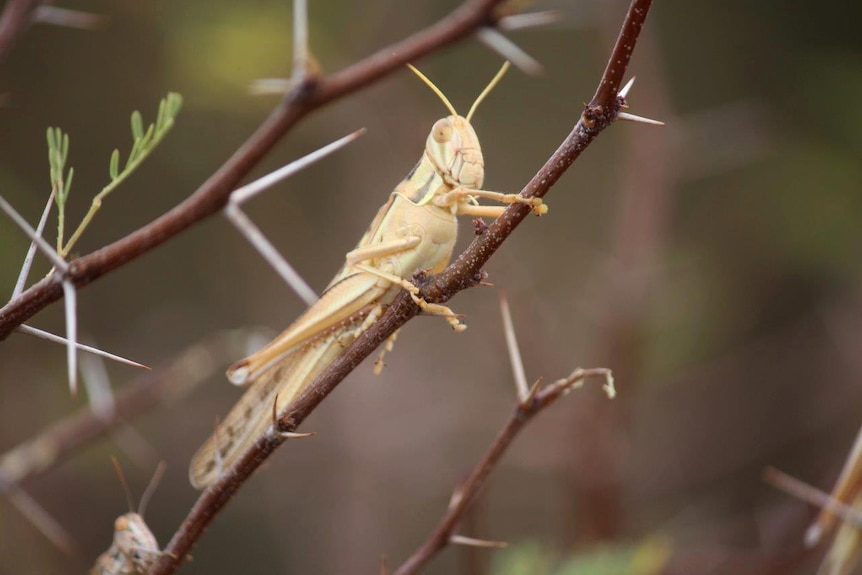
[[190, 272, 388, 489]]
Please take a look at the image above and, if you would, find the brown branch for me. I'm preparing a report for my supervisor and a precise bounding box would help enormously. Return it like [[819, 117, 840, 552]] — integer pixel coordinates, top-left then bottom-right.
[[393, 368, 613, 575], [0, 0, 504, 341], [0, 330, 243, 489], [151, 0, 655, 572], [0, 0, 44, 65]]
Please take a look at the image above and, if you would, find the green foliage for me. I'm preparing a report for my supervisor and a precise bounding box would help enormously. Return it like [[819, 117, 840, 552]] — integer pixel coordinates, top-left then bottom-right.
[[46, 92, 183, 258], [46, 127, 74, 252], [494, 537, 672, 575]]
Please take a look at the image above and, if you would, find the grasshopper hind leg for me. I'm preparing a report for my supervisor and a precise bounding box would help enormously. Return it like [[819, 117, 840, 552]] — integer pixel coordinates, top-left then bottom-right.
[[352, 263, 466, 331]]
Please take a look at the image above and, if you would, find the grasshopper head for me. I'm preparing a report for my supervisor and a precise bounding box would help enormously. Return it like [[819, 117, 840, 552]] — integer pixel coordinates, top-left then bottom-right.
[[409, 62, 510, 193], [426, 115, 484, 189]]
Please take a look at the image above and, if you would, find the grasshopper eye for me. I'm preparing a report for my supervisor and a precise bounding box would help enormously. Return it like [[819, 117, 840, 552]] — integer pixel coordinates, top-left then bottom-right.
[[431, 119, 453, 143]]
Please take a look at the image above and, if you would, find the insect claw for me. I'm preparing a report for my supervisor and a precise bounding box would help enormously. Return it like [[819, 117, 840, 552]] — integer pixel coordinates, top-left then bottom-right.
[[532, 203, 548, 215]]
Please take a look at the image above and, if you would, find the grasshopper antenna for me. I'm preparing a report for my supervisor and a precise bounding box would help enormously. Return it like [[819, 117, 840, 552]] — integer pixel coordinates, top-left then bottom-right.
[[466, 61, 510, 122], [110, 456, 136, 514], [109, 457, 166, 517], [138, 461, 167, 518], [406, 64, 458, 117]]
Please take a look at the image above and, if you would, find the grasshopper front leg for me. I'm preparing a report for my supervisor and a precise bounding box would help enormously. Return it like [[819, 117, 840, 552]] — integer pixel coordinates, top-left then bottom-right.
[[437, 187, 548, 215], [346, 239, 467, 332]]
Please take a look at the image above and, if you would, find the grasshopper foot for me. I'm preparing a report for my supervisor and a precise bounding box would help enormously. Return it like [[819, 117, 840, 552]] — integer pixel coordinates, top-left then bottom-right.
[[406, 290, 467, 332]]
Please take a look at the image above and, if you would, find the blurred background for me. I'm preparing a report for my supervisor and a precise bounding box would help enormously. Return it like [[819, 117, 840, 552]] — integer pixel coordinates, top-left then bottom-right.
[[1, 0, 861, 573]]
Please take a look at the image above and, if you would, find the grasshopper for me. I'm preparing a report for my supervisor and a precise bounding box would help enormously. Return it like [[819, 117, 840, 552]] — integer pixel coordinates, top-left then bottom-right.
[[91, 460, 165, 575], [189, 61, 546, 489]]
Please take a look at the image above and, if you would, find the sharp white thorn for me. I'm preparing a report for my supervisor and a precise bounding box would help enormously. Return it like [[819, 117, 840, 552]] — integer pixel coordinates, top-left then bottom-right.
[[13, 191, 55, 299], [62, 281, 78, 396], [277, 430, 315, 439], [16, 325, 149, 370], [498, 11, 561, 32], [229, 129, 365, 206], [0, 194, 67, 271], [619, 76, 636, 99], [450, 534, 509, 548], [249, 78, 294, 96], [293, 0, 309, 80], [499, 293, 529, 403], [617, 111, 665, 126], [34, 6, 106, 30], [475, 27, 543, 77]]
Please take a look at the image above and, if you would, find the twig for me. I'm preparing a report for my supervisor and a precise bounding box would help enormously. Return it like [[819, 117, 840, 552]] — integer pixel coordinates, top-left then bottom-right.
[[0, 0, 45, 65], [764, 467, 862, 532], [0, 193, 81, 394], [0, 330, 250, 488], [224, 129, 365, 306], [393, 367, 613, 575], [807, 421, 862, 545], [3, 485, 76, 555], [0, 0, 510, 340], [151, 1, 654, 571]]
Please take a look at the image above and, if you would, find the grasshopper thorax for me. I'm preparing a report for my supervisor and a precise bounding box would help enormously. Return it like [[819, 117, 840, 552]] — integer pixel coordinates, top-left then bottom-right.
[[425, 115, 484, 190]]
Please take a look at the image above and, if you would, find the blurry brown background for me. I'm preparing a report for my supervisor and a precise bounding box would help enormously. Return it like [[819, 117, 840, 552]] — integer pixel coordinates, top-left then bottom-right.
[[1, 1, 861, 573]]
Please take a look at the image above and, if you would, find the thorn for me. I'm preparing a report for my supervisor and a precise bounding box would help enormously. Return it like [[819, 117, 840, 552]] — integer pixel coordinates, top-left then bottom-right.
[[12, 190, 55, 299], [34, 6, 107, 29], [499, 293, 529, 402], [272, 392, 315, 439], [763, 466, 862, 546], [80, 341, 116, 420], [475, 28, 543, 76], [229, 129, 365, 206], [16, 325, 149, 370], [498, 10, 561, 32], [618, 76, 636, 99], [292, 0, 310, 80], [224, 203, 318, 307], [6, 487, 76, 555], [450, 534, 509, 549], [62, 281, 78, 396], [278, 430, 316, 439], [249, 78, 295, 95], [520, 378, 543, 407], [616, 111, 665, 126], [448, 484, 464, 511], [0, 194, 68, 271]]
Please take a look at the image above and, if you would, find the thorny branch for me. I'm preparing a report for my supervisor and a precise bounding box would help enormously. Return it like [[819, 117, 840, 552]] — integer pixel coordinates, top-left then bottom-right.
[[0, 330, 247, 489], [0, 0, 505, 340], [393, 368, 614, 575], [151, 0, 656, 572]]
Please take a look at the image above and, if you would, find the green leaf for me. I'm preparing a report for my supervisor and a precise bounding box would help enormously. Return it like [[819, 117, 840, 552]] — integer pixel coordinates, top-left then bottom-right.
[[131, 110, 144, 140], [109, 149, 120, 180]]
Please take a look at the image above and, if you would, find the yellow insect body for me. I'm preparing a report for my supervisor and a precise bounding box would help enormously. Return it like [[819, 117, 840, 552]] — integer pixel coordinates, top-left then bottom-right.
[[190, 62, 544, 489]]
